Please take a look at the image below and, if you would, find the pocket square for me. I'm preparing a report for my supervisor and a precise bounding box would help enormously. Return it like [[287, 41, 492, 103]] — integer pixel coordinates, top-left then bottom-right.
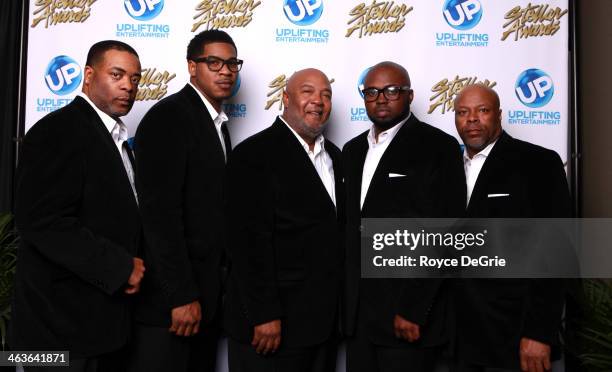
[[487, 193, 510, 198], [388, 173, 407, 178]]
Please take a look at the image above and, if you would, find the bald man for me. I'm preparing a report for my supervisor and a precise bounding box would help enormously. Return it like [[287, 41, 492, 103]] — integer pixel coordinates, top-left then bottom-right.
[[223, 68, 344, 372], [343, 61, 465, 372], [452, 84, 570, 372]]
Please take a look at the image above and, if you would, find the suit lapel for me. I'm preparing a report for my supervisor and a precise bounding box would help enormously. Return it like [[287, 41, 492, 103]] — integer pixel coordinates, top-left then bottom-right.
[[362, 115, 421, 212], [73, 96, 139, 209], [182, 84, 227, 162], [349, 133, 369, 210], [273, 119, 337, 212], [467, 131, 513, 214]]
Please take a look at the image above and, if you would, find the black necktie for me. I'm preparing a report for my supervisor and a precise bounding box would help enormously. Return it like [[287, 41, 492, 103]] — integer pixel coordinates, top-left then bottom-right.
[[221, 122, 232, 159]]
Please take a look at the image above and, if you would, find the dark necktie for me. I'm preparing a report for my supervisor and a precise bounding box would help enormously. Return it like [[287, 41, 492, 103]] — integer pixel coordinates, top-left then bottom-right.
[[221, 122, 232, 159]]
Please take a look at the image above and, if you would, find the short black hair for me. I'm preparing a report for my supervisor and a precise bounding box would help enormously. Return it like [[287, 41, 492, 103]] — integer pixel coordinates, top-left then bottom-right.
[[186, 30, 237, 61], [86, 40, 139, 67]]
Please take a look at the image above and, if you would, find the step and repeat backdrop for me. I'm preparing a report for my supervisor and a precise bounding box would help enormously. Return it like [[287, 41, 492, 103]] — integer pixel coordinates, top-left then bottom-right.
[[22, 1, 570, 370], [25, 0, 569, 163]]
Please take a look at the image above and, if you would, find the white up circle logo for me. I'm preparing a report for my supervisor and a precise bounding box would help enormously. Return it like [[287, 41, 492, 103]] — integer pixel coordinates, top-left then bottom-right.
[[443, 0, 483, 31], [283, 0, 324, 26], [515, 68, 554, 108], [124, 0, 164, 21], [44, 55, 82, 96]]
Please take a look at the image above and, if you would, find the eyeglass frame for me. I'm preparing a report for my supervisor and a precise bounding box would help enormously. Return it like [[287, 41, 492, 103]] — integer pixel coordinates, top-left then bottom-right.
[[360, 84, 412, 102], [191, 56, 244, 72]]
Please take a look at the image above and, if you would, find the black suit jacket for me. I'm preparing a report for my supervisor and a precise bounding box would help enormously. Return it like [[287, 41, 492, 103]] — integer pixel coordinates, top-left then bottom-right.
[[223, 118, 344, 348], [455, 131, 571, 368], [10, 96, 140, 357], [134, 84, 226, 325], [343, 114, 465, 347]]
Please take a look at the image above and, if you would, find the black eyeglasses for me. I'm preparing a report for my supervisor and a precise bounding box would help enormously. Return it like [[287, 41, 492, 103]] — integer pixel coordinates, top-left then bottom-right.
[[361, 85, 411, 102], [191, 56, 243, 72]]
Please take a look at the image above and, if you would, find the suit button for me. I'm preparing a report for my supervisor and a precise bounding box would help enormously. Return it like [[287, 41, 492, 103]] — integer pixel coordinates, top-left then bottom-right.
[[359, 225, 364, 232]]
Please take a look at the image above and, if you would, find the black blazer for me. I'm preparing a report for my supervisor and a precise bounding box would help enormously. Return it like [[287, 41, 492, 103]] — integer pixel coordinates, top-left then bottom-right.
[[454, 131, 571, 368], [10, 96, 140, 357], [342, 114, 465, 347], [134, 84, 226, 325], [223, 118, 344, 348]]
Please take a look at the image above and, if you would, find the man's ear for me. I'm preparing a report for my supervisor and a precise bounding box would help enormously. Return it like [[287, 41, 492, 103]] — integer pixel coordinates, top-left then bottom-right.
[[282, 90, 289, 108], [83, 66, 94, 86], [188, 60, 197, 78]]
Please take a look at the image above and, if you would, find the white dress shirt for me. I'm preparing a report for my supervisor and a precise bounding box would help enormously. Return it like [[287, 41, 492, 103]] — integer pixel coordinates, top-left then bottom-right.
[[463, 139, 498, 206], [188, 82, 230, 161], [79, 93, 138, 203], [279, 116, 336, 206], [360, 113, 411, 209]]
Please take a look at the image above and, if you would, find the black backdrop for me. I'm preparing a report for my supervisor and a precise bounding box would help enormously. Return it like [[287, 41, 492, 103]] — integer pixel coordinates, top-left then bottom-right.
[[0, 0, 26, 214]]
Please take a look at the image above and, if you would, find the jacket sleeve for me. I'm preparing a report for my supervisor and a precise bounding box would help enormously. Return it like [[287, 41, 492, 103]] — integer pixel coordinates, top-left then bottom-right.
[[135, 107, 199, 309], [226, 146, 283, 326], [15, 118, 133, 295], [397, 136, 466, 325], [521, 150, 571, 345]]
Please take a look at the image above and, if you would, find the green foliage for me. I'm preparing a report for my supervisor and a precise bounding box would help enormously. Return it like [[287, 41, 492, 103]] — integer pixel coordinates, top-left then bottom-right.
[[568, 279, 612, 371], [0, 213, 18, 349]]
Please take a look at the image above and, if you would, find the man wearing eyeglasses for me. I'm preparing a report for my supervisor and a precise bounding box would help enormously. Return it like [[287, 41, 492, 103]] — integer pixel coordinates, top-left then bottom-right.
[[129, 30, 241, 372], [342, 61, 465, 372]]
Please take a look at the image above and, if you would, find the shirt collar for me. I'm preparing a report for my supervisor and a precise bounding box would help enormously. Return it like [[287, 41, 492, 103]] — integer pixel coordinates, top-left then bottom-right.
[[463, 137, 498, 163], [366, 112, 411, 146], [279, 115, 326, 155], [188, 82, 228, 125], [78, 92, 118, 134]]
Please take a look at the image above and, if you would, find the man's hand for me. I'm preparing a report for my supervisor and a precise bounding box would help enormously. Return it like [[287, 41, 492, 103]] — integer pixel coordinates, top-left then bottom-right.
[[520, 337, 551, 372], [252, 319, 281, 355], [394, 314, 420, 342], [169, 301, 201, 336], [125, 257, 145, 294]]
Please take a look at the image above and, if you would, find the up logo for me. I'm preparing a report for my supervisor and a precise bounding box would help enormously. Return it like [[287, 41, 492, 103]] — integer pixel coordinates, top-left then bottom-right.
[[357, 67, 371, 98], [283, 0, 323, 26], [443, 0, 482, 31], [230, 74, 241, 98], [124, 0, 164, 21], [44, 55, 82, 96], [515, 68, 554, 108]]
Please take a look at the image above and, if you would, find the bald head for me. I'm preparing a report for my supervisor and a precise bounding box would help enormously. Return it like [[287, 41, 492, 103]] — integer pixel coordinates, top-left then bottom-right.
[[366, 61, 411, 87], [453, 84, 503, 158], [282, 68, 332, 148], [454, 84, 500, 111]]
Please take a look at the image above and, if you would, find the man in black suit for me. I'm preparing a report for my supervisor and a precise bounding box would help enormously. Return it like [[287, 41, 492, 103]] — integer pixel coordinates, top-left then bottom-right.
[[223, 68, 343, 372], [11, 40, 144, 372], [129, 30, 240, 372], [343, 61, 465, 372], [451, 84, 571, 372]]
